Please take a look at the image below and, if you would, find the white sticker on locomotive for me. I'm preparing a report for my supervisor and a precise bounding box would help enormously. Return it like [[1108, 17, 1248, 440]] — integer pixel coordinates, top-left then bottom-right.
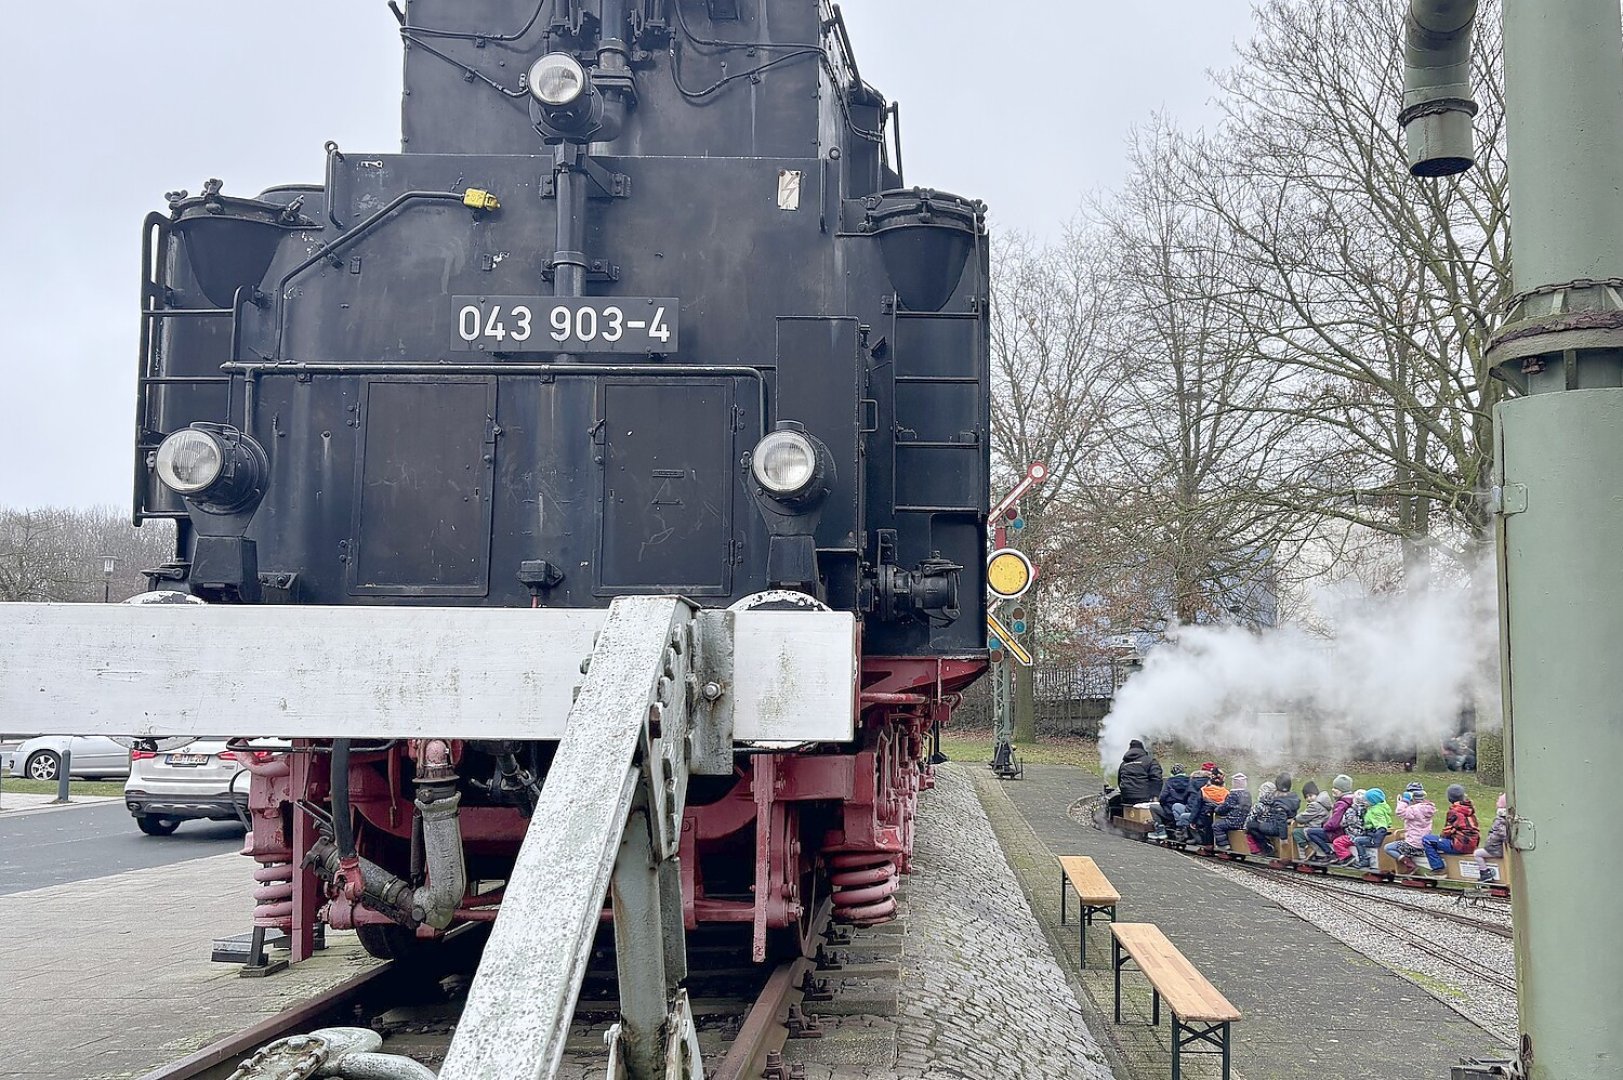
[[452, 296, 679, 353]]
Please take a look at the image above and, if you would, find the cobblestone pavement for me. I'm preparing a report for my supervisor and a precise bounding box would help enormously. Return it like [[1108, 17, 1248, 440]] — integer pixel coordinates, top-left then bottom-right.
[[0, 852, 381, 1080], [893, 764, 1116, 1079]]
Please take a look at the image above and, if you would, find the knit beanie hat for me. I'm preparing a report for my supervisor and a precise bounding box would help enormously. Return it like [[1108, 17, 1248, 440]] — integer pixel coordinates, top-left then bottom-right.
[[1231, 773, 1248, 790], [1354, 789, 1368, 804], [1201, 762, 1218, 773], [1258, 781, 1276, 798], [1497, 793, 1507, 812], [1302, 781, 1320, 798], [1275, 772, 1293, 792], [1332, 774, 1354, 793], [1404, 781, 1426, 800], [1171, 763, 1187, 776], [1446, 783, 1466, 803], [1366, 788, 1386, 805]]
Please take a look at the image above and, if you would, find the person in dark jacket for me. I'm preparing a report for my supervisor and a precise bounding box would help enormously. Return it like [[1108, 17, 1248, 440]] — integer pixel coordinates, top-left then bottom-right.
[[1115, 740, 1164, 804], [1273, 772, 1302, 821], [1212, 773, 1251, 850], [1149, 763, 1195, 840]]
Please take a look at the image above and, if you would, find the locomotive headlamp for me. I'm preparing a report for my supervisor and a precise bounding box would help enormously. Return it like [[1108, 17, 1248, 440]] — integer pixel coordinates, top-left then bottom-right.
[[748, 423, 835, 594], [154, 429, 225, 495], [751, 430, 819, 498], [529, 53, 588, 106], [152, 423, 269, 514]]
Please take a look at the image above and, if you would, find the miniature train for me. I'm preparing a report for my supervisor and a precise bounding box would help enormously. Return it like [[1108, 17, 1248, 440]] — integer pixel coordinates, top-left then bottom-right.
[[130, 0, 990, 964], [1104, 802, 1512, 897]]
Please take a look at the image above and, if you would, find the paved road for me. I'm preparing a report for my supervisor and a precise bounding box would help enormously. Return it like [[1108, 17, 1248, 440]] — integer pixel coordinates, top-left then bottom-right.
[[0, 801, 244, 896]]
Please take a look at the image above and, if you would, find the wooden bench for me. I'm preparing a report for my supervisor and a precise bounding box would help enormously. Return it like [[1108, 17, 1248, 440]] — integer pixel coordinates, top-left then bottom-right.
[[1110, 923, 1241, 1080], [1058, 855, 1121, 965]]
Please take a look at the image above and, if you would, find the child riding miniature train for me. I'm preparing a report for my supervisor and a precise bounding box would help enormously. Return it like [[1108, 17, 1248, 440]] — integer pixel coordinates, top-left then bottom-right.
[[1109, 741, 1507, 884]]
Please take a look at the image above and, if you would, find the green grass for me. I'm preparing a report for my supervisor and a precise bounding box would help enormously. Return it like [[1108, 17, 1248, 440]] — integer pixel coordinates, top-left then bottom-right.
[[938, 730, 1103, 769], [1400, 969, 1467, 1001], [2, 778, 127, 797], [1342, 770, 1500, 815]]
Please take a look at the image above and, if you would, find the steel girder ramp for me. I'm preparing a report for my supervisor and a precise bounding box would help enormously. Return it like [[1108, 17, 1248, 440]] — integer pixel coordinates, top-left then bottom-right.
[[441, 595, 729, 1080]]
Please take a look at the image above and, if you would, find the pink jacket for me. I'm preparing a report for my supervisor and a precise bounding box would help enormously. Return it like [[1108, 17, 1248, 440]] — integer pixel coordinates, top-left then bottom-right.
[[1397, 798, 1436, 844]]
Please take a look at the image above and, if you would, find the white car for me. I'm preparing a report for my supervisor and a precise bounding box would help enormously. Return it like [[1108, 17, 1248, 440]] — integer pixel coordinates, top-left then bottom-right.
[[123, 739, 249, 835], [7, 735, 131, 781]]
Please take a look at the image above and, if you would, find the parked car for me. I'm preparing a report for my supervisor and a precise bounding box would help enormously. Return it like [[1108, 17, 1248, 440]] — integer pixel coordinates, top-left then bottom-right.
[[7, 735, 131, 781], [124, 739, 249, 835]]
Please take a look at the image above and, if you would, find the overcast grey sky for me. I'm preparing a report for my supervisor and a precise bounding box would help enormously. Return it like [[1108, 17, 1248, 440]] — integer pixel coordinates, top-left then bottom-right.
[[0, 1, 1254, 510]]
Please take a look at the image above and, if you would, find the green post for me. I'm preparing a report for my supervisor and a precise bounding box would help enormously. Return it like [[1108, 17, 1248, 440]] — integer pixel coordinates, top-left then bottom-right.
[[1402, 2, 1623, 1074], [1493, 2, 1623, 1075]]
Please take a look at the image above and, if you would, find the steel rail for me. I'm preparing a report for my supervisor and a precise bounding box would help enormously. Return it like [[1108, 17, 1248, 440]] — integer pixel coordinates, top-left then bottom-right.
[[1218, 855, 1513, 940], [134, 961, 396, 1080], [712, 901, 833, 1080]]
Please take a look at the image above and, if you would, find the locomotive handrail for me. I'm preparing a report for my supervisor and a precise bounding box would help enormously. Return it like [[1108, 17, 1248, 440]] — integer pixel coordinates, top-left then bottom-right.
[[269, 190, 467, 360]]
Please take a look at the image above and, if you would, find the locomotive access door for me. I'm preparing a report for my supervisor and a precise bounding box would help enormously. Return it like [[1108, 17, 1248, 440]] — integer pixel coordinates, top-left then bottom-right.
[[348, 377, 497, 597], [595, 378, 739, 597]]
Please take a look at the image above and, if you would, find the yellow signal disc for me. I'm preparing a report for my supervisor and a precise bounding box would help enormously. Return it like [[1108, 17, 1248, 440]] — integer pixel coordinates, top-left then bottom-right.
[[986, 548, 1033, 599]]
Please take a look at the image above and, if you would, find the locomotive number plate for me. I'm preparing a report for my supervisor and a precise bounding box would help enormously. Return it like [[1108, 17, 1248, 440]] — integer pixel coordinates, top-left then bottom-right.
[[452, 296, 679, 353]]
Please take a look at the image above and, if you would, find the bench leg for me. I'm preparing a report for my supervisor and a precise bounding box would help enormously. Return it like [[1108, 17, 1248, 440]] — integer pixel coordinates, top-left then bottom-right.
[[1113, 936, 1123, 1024], [1152, 988, 1160, 1028], [1060, 870, 1067, 925], [1222, 1020, 1231, 1080], [1172, 1016, 1182, 1080], [1080, 916, 1087, 967]]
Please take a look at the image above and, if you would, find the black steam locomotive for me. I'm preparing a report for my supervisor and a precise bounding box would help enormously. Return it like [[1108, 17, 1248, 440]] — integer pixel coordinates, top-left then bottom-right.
[[133, 0, 991, 960]]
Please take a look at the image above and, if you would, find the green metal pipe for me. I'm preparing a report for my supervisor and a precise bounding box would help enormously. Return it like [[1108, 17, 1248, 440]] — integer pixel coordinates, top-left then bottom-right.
[[1495, 389, 1623, 1079], [1502, 0, 1623, 292], [1493, 4, 1623, 1076], [1401, 0, 1480, 176]]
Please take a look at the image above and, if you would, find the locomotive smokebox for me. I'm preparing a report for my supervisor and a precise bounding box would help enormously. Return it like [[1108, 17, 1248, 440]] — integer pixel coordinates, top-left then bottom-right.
[[864, 189, 985, 312]]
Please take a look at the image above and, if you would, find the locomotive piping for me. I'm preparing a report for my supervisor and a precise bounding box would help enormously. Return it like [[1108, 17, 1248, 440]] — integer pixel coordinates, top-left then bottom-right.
[[1400, 0, 1478, 177], [330, 739, 360, 902], [413, 789, 467, 930]]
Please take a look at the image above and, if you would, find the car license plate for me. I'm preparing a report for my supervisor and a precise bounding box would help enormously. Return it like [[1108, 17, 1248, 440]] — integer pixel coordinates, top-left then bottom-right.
[[452, 296, 679, 354], [166, 753, 208, 766]]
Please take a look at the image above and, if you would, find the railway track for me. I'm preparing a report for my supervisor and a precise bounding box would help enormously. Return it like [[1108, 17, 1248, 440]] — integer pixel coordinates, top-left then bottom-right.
[[1227, 864, 1518, 994], [138, 908, 842, 1080], [1216, 854, 1513, 939]]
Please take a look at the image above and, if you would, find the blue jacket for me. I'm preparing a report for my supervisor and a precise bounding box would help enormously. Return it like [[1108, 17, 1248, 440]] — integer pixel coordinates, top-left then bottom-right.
[[1158, 773, 1198, 815], [1216, 789, 1252, 832]]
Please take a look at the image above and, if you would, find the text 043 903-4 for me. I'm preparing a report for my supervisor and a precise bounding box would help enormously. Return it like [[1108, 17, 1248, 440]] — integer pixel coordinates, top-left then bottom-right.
[[452, 296, 679, 353]]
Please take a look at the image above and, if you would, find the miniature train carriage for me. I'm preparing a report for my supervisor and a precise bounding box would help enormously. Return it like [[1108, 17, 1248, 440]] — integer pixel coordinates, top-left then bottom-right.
[[107, 0, 994, 963]]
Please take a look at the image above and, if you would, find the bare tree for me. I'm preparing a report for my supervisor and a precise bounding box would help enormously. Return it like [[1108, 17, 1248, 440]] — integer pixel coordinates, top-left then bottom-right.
[[1085, 124, 1317, 633], [1170, 0, 1510, 574], [0, 506, 175, 602]]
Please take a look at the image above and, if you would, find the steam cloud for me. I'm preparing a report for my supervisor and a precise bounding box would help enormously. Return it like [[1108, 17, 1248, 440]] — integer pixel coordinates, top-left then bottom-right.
[[1098, 577, 1499, 769]]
